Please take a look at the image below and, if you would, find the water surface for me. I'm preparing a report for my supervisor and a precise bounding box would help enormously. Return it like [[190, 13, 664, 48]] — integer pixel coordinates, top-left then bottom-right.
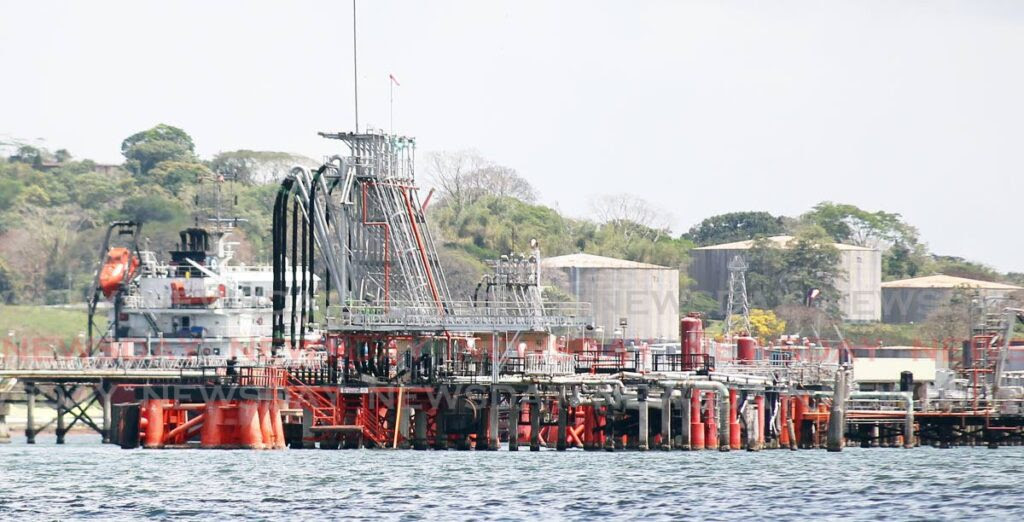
[[2, 435, 1022, 520]]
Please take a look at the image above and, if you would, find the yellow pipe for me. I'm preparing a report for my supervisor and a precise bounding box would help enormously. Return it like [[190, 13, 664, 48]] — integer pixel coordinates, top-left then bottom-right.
[[392, 386, 404, 449]]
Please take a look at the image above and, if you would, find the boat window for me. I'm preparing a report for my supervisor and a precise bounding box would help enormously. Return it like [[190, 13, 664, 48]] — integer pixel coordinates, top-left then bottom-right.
[[255, 286, 265, 297], [241, 286, 251, 297]]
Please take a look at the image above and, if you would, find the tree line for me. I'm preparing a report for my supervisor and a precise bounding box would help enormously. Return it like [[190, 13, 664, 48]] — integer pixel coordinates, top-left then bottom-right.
[[1, 125, 1017, 337]]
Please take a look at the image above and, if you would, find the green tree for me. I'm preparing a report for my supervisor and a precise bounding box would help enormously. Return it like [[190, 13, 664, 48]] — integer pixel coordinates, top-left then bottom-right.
[[148, 160, 214, 196], [121, 124, 195, 176], [930, 255, 1000, 282], [0, 178, 22, 211], [0, 257, 15, 303], [8, 145, 44, 168], [684, 211, 786, 246], [118, 194, 186, 223], [210, 150, 315, 185], [745, 227, 842, 316]]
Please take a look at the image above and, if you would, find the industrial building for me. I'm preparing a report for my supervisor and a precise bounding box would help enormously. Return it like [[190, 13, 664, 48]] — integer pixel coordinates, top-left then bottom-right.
[[542, 253, 679, 343], [689, 236, 882, 322], [880, 274, 1022, 324]]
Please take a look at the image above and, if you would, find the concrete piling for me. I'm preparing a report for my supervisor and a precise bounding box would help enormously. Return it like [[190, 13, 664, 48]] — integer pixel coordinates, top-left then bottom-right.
[[530, 389, 541, 452], [25, 382, 36, 444], [56, 386, 66, 445], [508, 394, 520, 451], [637, 392, 649, 451], [556, 389, 568, 451], [660, 387, 672, 451]]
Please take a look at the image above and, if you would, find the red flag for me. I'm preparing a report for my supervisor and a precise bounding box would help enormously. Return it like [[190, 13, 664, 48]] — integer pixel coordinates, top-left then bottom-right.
[[389, 74, 400, 86]]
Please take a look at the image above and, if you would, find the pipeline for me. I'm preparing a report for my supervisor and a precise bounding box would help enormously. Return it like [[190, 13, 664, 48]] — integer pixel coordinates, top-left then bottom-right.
[[847, 391, 915, 448]]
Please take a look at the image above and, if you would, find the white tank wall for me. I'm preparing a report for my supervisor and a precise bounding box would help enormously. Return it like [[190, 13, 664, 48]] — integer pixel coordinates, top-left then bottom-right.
[[556, 266, 679, 342], [689, 247, 881, 322], [837, 249, 882, 322]]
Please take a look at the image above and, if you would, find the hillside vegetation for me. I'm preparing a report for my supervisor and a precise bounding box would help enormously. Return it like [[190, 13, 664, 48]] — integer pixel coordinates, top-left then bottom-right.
[[2, 125, 1020, 344]]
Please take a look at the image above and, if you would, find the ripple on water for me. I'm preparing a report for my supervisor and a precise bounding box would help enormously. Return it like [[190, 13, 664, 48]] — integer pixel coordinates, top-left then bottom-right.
[[3, 437, 1024, 520]]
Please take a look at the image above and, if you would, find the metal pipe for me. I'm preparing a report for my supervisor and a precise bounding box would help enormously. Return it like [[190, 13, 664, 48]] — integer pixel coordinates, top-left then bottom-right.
[[848, 391, 914, 448], [657, 380, 731, 451]]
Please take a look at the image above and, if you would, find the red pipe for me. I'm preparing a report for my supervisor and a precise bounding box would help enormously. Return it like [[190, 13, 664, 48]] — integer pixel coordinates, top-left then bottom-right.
[[163, 412, 205, 444], [729, 389, 741, 450], [690, 391, 704, 450], [704, 392, 718, 450]]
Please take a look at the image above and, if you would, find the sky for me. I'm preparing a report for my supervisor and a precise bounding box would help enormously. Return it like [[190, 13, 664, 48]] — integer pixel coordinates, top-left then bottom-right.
[[2, 1, 1023, 271]]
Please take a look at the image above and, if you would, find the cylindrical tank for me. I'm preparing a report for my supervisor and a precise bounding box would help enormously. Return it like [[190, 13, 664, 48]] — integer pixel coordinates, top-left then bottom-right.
[[736, 336, 757, 363], [680, 313, 704, 358]]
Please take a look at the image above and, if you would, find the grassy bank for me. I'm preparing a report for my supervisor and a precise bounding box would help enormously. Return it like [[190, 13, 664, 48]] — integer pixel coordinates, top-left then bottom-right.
[[0, 305, 100, 346]]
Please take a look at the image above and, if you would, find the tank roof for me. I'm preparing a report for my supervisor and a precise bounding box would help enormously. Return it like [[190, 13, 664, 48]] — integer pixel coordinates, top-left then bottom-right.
[[542, 253, 672, 270], [880, 274, 1022, 290], [693, 235, 874, 252]]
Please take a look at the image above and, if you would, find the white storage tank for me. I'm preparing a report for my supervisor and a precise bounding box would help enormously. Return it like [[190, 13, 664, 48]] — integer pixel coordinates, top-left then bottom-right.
[[542, 253, 679, 343]]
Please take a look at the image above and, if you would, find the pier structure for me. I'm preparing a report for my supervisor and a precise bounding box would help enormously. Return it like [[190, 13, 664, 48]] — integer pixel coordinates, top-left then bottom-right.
[[4, 131, 1024, 450]]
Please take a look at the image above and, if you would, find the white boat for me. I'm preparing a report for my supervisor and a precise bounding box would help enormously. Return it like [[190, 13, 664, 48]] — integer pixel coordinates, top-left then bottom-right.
[[93, 225, 320, 358]]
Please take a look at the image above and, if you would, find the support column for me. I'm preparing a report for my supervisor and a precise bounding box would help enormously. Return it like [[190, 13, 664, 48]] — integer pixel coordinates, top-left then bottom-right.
[[434, 408, 448, 450], [678, 389, 690, 450], [689, 390, 704, 450], [487, 389, 499, 451], [904, 395, 915, 449], [704, 392, 718, 450], [660, 387, 672, 451], [508, 393, 520, 451], [755, 394, 766, 451], [0, 401, 9, 443], [530, 389, 541, 452], [101, 381, 113, 444], [400, 405, 413, 449], [25, 382, 35, 444], [56, 385, 66, 445], [556, 389, 568, 451], [827, 370, 846, 452], [729, 389, 741, 450], [413, 409, 427, 450], [603, 406, 615, 451], [638, 393, 649, 451]]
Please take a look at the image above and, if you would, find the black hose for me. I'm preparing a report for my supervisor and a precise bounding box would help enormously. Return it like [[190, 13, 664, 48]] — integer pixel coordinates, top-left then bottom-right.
[[290, 200, 299, 349]]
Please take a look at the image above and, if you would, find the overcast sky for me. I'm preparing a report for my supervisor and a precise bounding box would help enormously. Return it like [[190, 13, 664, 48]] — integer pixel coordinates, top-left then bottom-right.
[[2, 1, 1022, 271]]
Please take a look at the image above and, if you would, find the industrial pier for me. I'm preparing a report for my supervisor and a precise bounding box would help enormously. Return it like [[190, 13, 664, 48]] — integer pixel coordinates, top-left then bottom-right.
[[3, 130, 1024, 452]]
